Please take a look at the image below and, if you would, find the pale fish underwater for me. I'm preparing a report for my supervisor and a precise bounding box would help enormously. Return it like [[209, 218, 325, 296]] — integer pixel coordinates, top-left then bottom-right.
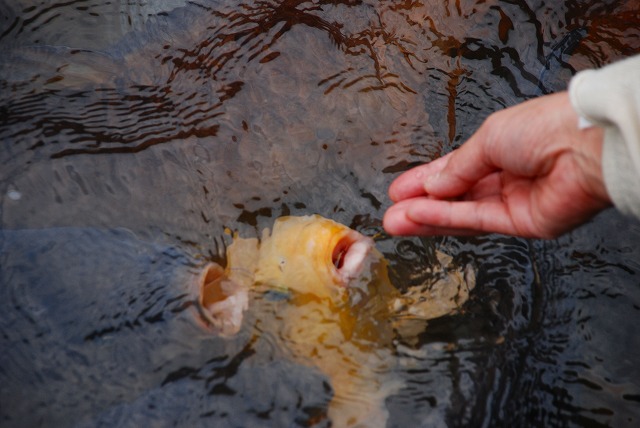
[[198, 215, 475, 427]]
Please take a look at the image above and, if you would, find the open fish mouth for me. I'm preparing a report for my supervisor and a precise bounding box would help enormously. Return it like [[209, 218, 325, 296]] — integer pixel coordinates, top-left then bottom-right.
[[198, 263, 249, 337], [331, 232, 375, 285]]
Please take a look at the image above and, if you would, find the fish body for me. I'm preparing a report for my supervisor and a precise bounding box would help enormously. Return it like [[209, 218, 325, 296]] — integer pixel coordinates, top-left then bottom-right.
[[198, 215, 475, 426]]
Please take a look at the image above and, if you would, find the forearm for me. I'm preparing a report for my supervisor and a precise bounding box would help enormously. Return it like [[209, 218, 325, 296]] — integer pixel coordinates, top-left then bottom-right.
[[569, 54, 640, 219]]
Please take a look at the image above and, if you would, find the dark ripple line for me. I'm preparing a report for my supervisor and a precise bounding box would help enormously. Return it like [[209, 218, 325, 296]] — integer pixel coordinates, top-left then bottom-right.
[[51, 123, 221, 158], [16, 0, 91, 36], [167, 1, 347, 83], [1, 78, 239, 157], [84, 286, 192, 342]]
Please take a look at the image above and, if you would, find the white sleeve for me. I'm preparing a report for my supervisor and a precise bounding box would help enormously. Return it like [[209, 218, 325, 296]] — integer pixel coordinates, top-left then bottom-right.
[[568, 55, 640, 219]]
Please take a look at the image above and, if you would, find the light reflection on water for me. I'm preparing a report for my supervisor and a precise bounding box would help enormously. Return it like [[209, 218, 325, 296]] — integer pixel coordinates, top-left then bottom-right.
[[1, 1, 639, 426]]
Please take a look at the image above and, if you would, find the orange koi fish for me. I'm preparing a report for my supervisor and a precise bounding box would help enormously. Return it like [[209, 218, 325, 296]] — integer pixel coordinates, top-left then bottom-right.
[[198, 215, 474, 427]]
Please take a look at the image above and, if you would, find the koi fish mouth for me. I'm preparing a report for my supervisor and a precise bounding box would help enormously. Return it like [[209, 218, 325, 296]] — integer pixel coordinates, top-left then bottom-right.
[[198, 263, 249, 337], [331, 232, 375, 285]]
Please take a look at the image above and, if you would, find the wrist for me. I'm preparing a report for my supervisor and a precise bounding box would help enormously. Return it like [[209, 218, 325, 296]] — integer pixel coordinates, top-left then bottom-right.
[[553, 90, 611, 208], [570, 116, 612, 208]]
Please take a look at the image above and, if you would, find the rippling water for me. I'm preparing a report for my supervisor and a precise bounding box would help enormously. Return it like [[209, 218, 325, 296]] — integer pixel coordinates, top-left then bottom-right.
[[1, 1, 639, 427]]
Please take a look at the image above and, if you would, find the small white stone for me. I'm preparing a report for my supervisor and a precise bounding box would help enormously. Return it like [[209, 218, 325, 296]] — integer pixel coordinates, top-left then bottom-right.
[[7, 190, 21, 200]]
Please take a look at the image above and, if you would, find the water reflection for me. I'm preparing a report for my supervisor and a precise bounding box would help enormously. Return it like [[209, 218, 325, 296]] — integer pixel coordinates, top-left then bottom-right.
[[1, 0, 639, 427]]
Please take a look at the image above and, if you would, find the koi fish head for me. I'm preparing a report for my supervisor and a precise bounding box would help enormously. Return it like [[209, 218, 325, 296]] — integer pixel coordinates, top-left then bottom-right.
[[255, 215, 378, 299]]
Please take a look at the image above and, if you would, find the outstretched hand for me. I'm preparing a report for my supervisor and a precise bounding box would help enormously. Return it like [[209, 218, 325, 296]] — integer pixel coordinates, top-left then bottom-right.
[[383, 92, 612, 239]]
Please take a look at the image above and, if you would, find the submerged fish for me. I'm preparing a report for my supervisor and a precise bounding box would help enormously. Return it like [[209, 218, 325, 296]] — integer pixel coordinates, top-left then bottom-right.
[[198, 214, 475, 426]]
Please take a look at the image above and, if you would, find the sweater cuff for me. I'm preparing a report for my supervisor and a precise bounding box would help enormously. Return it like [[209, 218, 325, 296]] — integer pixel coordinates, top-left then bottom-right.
[[601, 127, 640, 219], [569, 56, 640, 219]]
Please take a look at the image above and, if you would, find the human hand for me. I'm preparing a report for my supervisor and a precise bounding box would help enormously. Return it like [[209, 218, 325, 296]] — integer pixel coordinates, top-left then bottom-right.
[[383, 92, 612, 239]]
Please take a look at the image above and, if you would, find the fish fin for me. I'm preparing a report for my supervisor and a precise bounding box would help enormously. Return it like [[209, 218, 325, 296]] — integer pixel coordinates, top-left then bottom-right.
[[226, 237, 259, 286], [390, 263, 476, 341], [435, 250, 453, 267]]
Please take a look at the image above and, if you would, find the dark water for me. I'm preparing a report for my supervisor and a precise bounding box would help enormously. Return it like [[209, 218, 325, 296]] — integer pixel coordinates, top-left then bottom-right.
[[1, 1, 639, 426]]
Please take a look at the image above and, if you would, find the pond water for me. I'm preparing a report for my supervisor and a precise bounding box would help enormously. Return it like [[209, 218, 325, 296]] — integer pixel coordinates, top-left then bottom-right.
[[1, 0, 639, 426]]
